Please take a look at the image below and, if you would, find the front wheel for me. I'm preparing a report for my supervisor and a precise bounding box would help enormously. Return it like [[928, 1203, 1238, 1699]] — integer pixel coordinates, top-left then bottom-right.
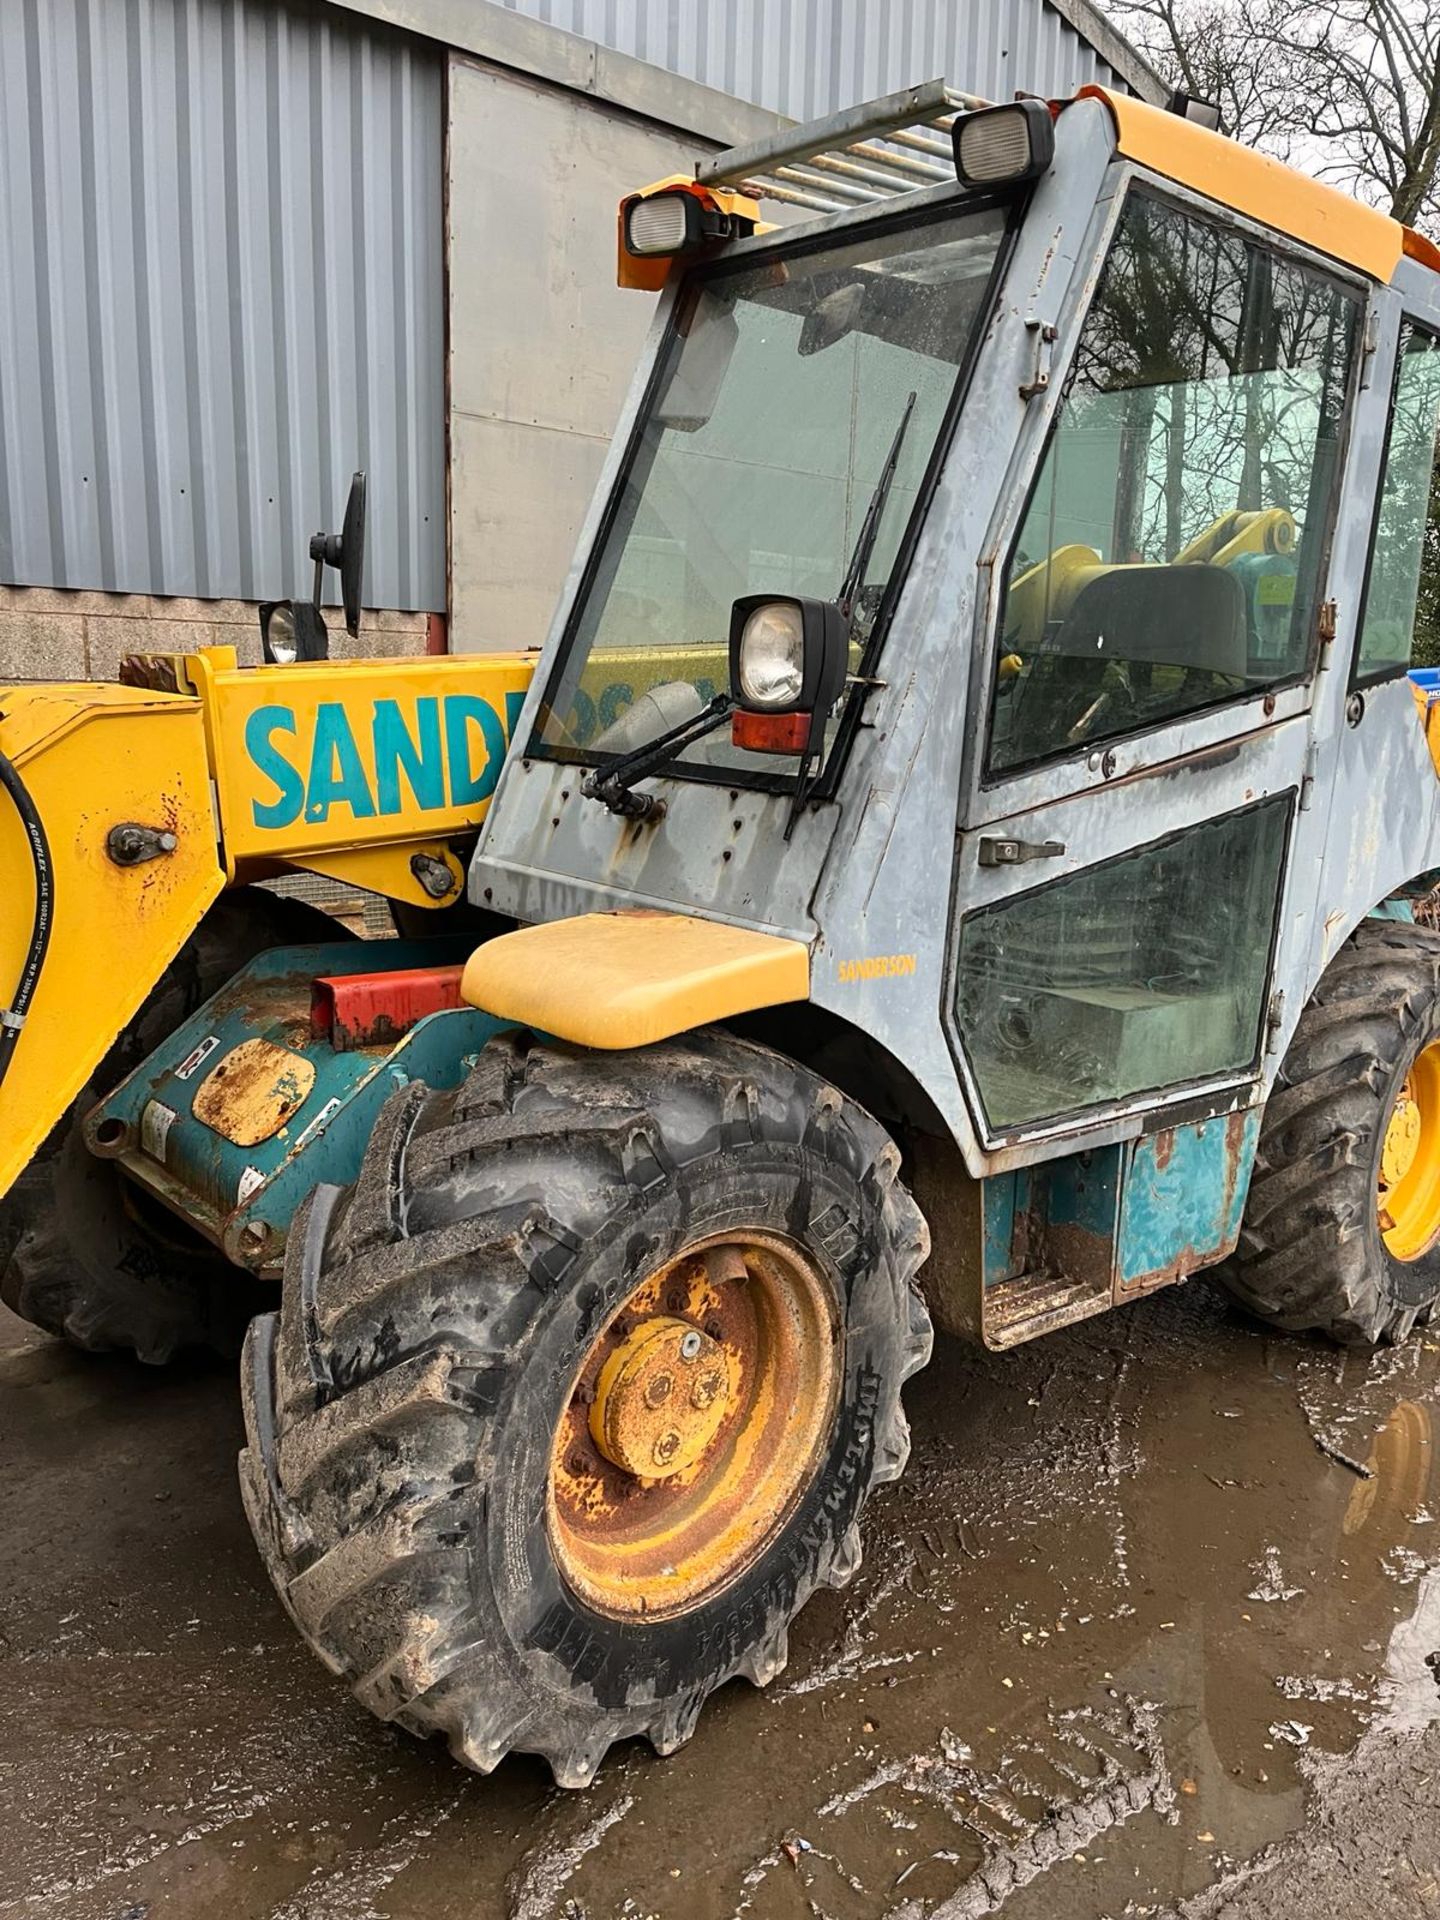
[[239, 1029, 931, 1786], [1228, 919, 1440, 1345]]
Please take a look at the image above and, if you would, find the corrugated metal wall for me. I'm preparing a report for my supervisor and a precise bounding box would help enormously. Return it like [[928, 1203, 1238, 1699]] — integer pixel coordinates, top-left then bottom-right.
[[0, 0, 444, 610], [488, 0, 1125, 119]]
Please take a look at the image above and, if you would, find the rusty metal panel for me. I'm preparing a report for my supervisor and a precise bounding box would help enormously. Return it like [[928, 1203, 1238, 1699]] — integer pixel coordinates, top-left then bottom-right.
[[0, 0, 444, 610], [1116, 1110, 1261, 1296]]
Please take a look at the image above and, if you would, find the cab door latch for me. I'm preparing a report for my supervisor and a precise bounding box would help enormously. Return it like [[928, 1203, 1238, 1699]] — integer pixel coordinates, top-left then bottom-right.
[[978, 835, 1065, 867]]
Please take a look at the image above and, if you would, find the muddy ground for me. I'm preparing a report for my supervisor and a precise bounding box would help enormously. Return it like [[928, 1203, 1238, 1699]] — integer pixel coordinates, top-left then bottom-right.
[[2, 1275, 1438, 1920]]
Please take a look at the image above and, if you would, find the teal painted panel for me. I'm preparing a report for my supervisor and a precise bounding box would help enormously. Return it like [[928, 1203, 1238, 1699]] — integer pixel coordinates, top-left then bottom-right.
[[1117, 1110, 1261, 1288], [1045, 1143, 1123, 1234], [92, 938, 512, 1269], [982, 1146, 1124, 1290], [983, 1170, 1019, 1287]]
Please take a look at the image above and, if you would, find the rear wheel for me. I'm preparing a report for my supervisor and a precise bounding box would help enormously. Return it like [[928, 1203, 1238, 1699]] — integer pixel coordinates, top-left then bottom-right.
[[0, 888, 349, 1363], [239, 1028, 931, 1786], [1228, 919, 1440, 1345]]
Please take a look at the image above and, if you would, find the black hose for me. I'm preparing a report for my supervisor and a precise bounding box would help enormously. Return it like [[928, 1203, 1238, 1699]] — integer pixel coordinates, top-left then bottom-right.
[[0, 745, 54, 1094]]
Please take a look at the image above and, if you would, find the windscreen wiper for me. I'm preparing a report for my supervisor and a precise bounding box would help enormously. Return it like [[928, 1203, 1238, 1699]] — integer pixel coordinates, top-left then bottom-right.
[[582, 693, 734, 822], [837, 389, 917, 621]]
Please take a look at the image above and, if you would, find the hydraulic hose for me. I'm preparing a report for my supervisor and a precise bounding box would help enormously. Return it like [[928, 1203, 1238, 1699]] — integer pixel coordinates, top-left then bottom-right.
[[0, 745, 54, 1094]]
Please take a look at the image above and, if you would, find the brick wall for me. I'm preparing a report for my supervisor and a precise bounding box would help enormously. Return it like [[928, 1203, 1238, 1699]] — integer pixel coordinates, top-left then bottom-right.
[[0, 587, 428, 683]]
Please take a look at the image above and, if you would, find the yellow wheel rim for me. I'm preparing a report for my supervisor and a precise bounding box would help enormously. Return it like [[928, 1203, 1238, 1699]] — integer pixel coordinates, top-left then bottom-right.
[[547, 1231, 840, 1621], [1379, 1043, 1440, 1260]]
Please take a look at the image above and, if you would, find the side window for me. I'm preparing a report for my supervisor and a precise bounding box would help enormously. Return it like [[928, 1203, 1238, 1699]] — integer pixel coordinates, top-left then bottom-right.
[[957, 796, 1291, 1130], [989, 193, 1359, 777], [1356, 324, 1440, 681]]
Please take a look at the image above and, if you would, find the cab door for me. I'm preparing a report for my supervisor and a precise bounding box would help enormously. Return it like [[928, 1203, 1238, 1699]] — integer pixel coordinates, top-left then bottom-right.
[[947, 184, 1369, 1153]]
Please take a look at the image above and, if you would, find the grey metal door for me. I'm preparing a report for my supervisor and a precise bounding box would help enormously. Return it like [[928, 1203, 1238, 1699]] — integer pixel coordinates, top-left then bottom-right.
[[948, 182, 1369, 1151]]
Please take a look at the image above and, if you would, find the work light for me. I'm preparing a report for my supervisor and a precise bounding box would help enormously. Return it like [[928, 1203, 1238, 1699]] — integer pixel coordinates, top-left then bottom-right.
[[736, 602, 806, 708], [729, 593, 850, 754], [1166, 88, 1222, 130], [625, 190, 707, 257], [952, 100, 1055, 188], [260, 599, 329, 664], [263, 604, 297, 664]]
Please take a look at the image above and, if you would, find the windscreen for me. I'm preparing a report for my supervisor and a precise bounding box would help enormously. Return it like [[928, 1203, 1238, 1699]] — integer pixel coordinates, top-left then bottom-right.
[[532, 202, 1009, 779]]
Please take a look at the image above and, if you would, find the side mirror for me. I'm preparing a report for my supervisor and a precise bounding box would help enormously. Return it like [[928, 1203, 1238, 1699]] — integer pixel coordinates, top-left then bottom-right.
[[310, 470, 367, 640], [257, 470, 367, 664]]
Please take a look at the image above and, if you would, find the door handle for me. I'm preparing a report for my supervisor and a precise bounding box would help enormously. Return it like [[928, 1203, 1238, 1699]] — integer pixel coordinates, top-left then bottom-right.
[[977, 835, 1066, 868]]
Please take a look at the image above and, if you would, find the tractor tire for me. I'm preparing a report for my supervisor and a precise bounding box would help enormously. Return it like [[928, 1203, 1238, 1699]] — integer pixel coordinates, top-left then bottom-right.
[[239, 1027, 931, 1787], [1227, 918, 1440, 1345], [0, 888, 349, 1364]]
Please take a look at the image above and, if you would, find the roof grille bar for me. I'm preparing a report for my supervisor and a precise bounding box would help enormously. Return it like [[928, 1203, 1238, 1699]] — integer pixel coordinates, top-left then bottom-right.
[[885, 125, 961, 159], [775, 164, 888, 204], [752, 180, 849, 212], [805, 150, 936, 192], [845, 139, 953, 180]]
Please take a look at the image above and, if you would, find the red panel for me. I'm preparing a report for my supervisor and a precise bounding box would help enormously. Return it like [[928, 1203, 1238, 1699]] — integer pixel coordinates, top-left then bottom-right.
[[312, 965, 466, 1051], [731, 709, 812, 754]]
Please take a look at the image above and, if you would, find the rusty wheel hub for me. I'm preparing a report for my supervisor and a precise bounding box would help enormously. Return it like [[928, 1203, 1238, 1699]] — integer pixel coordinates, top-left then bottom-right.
[[590, 1316, 735, 1477], [547, 1231, 840, 1620]]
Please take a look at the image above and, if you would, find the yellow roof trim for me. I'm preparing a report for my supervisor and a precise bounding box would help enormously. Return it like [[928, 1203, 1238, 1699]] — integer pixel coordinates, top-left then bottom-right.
[[1074, 87, 1403, 283], [461, 911, 810, 1050]]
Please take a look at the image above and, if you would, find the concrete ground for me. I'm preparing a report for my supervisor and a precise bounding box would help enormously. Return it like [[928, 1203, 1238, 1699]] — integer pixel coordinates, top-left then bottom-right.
[[1, 1272, 1437, 1920]]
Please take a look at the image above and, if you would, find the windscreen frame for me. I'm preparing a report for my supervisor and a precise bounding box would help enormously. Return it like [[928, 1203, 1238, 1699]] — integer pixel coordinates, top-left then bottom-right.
[[524, 184, 1025, 798]]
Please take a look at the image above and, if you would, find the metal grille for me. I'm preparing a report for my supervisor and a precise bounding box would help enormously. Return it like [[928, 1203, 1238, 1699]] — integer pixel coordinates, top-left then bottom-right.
[[0, 0, 445, 610], [262, 873, 396, 938], [697, 78, 987, 214]]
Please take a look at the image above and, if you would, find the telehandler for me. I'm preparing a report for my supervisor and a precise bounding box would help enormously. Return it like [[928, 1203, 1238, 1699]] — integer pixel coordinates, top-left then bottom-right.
[[5, 80, 1440, 1788]]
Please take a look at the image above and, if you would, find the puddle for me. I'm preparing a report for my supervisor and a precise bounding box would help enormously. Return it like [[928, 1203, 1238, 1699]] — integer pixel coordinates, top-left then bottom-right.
[[1, 1278, 1438, 1919]]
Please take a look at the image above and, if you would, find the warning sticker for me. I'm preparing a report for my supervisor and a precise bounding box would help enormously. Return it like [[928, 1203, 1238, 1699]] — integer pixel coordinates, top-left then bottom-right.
[[141, 1100, 178, 1165], [175, 1034, 220, 1081], [236, 1165, 266, 1204]]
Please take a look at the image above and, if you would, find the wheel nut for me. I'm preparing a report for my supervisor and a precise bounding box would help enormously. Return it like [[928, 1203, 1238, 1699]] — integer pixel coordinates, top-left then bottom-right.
[[679, 1329, 703, 1360], [653, 1430, 681, 1466], [644, 1371, 673, 1408]]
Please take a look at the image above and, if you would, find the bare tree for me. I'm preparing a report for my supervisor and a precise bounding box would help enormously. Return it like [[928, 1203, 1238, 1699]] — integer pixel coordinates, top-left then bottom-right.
[[1104, 0, 1440, 237]]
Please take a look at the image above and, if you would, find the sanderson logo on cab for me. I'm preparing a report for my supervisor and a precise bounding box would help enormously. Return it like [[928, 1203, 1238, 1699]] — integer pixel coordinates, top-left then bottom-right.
[[836, 953, 917, 984]]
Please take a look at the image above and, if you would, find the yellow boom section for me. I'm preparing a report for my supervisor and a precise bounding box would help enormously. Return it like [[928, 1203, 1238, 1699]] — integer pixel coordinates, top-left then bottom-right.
[[0, 684, 224, 1200], [175, 645, 535, 911], [0, 646, 537, 1205]]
